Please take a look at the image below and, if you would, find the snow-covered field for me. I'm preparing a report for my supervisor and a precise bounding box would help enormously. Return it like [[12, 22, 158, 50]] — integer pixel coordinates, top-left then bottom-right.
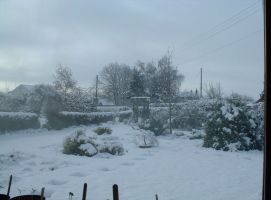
[[0, 123, 263, 200]]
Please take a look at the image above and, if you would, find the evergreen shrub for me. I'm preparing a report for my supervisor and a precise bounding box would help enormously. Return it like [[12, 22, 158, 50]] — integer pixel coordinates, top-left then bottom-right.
[[203, 94, 263, 151]]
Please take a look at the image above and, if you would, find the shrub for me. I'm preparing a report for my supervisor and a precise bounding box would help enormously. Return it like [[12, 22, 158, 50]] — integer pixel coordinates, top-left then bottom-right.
[[248, 102, 264, 150], [203, 94, 263, 151], [135, 130, 159, 148], [63, 129, 125, 156], [63, 129, 97, 157], [189, 129, 205, 140], [94, 127, 112, 135], [0, 112, 40, 133], [97, 141, 124, 155], [139, 109, 169, 136]]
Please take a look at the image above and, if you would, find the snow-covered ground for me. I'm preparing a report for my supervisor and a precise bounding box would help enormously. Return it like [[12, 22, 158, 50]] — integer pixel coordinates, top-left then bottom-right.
[[0, 123, 263, 200]]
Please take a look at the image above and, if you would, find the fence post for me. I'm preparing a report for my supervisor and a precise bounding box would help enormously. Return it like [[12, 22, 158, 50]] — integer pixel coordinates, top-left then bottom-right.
[[40, 187, 45, 200], [112, 184, 119, 200], [82, 183, 87, 200], [155, 194, 158, 200], [7, 175, 12, 196]]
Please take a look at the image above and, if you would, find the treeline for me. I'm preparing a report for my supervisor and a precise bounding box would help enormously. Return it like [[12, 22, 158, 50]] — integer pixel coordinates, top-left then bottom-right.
[[100, 54, 184, 105]]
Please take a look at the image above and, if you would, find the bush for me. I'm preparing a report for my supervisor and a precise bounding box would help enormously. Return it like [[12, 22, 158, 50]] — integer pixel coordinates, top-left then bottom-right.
[[203, 94, 263, 151], [94, 127, 112, 135], [63, 129, 125, 156], [0, 112, 40, 133], [139, 109, 169, 136], [63, 129, 97, 157], [135, 130, 159, 148], [189, 129, 205, 140], [248, 102, 264, 150], [97, 141, 124, 155]]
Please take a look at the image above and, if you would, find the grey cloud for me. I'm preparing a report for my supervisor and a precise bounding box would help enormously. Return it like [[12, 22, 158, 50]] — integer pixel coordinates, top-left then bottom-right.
[[0, 0, 264, 98]]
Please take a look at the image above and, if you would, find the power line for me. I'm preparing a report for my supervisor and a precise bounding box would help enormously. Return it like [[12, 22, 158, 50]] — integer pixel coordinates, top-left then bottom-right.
[[180, 0, 261, 52], [180, 28, 263, 66]]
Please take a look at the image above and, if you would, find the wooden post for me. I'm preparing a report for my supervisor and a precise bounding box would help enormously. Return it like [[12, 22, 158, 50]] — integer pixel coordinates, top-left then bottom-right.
[[155, 194, 159, 200], [40, 187, 45, 200], [112, 184, 119, 200], [200, 68, 203, 98], [7, 175, 12, 196], [82, 183, 87, 200]]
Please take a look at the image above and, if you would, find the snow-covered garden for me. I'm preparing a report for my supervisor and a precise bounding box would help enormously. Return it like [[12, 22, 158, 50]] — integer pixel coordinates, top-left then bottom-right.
[[0, 122, 263, 200], [0, 65, 264, 200]]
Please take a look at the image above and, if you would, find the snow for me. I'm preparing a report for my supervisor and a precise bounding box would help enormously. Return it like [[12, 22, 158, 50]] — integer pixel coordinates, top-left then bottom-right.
[[222, 127, 232, 134], [0, 112, 37, 118], [0, 123, 263, 200], [60, 110, 132, 117], [134, 130, 159, 147], [79, 143, 97, 156], [97, 106, 129, 112]]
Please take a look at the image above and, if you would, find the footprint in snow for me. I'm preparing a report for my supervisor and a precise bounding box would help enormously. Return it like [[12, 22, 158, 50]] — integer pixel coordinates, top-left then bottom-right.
[[121, 162, 134, 166], [26, 161, 37, 166], [100, 167, 112, 172], [21, 167, 33, 172], [40, 161, 55, 165], [133, 157, 146, 161], [70, 172, 86, 177], [47, 179, 68, 186]]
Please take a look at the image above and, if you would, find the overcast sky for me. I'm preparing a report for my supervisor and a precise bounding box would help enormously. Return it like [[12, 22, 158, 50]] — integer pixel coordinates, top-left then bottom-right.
[[0, 0, 264, 99]]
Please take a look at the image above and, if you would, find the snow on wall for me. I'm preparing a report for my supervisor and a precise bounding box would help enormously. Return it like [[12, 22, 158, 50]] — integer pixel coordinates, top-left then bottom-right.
[[0, 112, 38, 119], [60, 110, 132, 117]]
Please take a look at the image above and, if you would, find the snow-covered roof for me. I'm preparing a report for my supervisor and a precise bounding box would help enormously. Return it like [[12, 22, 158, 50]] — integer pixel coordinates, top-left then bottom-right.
[[8, 84, 35, 97]]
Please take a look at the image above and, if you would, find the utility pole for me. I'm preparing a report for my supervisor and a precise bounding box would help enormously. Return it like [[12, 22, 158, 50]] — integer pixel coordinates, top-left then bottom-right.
[[200, 67, 203, 98], [95, 75, 99, 105]]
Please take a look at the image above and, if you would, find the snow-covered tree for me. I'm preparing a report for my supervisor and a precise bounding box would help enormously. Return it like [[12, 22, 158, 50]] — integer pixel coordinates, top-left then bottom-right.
[[136, 61, 159, 101], [157, 54, 184, 102], [53, 65, 77, 95], [63, 87, 95, 112], [129, 68, 145, 97], [156, 53, 184, 134], [100, 63, 132, 105], [204, 82, 223, 99]]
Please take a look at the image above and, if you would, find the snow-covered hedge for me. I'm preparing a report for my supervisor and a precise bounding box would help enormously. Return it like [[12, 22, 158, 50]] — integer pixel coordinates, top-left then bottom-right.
[[145, 99, 213, 132], [45, 110, 132, 130], [97, 106, 130, 112], [171, 99, 214, 130], [0, 112, 40, 133], [203, 94, 263, 151]]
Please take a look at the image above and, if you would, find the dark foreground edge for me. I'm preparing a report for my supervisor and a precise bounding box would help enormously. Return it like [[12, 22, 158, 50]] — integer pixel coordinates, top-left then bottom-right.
[[263, 0, 270, 200]]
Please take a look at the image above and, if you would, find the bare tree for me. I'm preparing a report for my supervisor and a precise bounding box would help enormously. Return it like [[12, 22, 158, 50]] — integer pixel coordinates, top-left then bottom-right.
[[100, 63, 132, 105], [53, 64, 77, 95], [157, 53, 184, 134], [204, 82, 223, 99]]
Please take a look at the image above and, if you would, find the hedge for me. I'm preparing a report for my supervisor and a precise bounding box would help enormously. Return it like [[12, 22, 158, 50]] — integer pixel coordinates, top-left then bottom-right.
[[0, 112, 40, 133]]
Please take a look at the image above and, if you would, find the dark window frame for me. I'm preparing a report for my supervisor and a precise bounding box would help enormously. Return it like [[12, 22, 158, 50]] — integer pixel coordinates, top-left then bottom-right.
[[263, 0, 270, 200]]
